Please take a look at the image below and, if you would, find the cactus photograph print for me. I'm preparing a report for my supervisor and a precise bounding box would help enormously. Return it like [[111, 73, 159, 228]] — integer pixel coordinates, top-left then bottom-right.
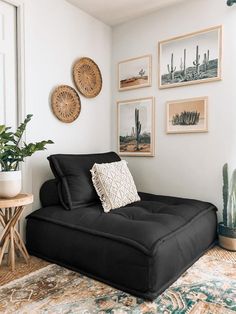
[[166, 97, 208, 134], [158, 26, 222, 89], [117, 97, 155, 156], [118, 55, 152, 91]]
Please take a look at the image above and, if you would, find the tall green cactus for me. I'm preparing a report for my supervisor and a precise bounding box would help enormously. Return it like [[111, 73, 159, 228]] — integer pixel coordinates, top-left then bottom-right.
[[193, 45, 201, 74], [135, 108, 142, 151], [167, 53, 176, 81], [223, 163, 229, 226], [227, 169, 236, 228]]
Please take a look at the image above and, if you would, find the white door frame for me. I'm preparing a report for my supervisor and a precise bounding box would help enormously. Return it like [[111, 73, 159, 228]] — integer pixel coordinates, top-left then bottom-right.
[[2, 0, 25, 124], [2, 0, 26, 192]]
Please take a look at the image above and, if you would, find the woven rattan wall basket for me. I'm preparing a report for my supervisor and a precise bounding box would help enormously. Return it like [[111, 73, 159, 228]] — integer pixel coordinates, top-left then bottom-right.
[[73, 57, 102, 98], [51, 85, 81, 123]]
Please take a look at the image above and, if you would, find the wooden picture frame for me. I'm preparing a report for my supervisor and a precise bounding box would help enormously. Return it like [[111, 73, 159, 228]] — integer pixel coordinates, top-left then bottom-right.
[[118, 55, 152, 91], [117, 97, 155, 157], [166, 97, 208, 134], [158, 26, 222, 89]]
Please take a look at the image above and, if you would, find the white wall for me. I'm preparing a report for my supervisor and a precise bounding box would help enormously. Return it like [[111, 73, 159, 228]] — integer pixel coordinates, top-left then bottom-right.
[[18, 0, 236, 227], [22, 0, 112, 218], [112, 0, 236, 217]]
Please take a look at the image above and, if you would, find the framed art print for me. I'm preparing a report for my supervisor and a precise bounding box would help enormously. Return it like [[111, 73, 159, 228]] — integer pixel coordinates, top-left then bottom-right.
[[118, 55, 152, 91], [117, 97, 155, 156], [166, 97, 208, 134], [158, 26, 222, 89]]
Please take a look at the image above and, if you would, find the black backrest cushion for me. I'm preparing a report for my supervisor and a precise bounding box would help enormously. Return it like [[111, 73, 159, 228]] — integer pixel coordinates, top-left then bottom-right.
[[40, 179, 60, 207], [47, 152, 121, 210]]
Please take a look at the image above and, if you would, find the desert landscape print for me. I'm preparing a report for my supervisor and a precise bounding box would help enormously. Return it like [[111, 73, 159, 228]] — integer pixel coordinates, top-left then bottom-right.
[[167, 97, 208, 134], [118, 55, 151, 91], [159, 26, 222, 88], [118, 98, 154, 156], [120, 75, 148, 89]]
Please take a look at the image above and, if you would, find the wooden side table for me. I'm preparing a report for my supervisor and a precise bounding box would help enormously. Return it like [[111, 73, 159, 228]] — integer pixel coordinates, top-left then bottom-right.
[[0, 194, 33, 271]]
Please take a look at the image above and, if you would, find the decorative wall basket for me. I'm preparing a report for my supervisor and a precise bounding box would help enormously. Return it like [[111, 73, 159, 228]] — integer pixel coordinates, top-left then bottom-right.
[[73, 57, 102, 98], [51, 85, 81, 123]]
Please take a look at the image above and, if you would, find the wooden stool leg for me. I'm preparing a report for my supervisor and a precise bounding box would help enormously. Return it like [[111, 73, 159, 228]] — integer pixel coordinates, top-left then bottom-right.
[[7, 238, 11, 266], [14, 229, 29, 260], [0, 215, 5, 228], [0, 195, 33, 271], [10, 227, 15, 271], [14, 233, 29, 263], [0, 235, 10, 266]]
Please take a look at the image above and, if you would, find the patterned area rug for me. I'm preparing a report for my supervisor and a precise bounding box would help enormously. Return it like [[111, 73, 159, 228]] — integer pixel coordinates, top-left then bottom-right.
[[0, 255, 49, 286], [0, 247, 235, 313]]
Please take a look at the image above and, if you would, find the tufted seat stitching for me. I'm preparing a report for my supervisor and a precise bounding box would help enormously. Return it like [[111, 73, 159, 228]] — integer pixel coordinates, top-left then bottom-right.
[[27, 203, 215, 257]]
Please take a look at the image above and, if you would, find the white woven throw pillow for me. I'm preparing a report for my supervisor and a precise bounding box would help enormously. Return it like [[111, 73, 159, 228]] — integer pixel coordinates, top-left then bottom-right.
[[90, 160, 140, 212]]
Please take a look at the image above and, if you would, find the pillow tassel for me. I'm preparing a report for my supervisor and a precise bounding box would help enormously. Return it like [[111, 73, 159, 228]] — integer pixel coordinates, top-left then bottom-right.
[[90, 167, 111, 213]]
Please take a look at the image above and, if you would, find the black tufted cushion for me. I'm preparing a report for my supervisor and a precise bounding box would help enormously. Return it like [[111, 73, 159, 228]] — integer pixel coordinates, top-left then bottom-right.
[[26, 192, 217, 299], [27, 192, 216, 252], [47, 152, 121, 210]]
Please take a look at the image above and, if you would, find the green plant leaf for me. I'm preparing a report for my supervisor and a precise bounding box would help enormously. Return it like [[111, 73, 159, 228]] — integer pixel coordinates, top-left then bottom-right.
[[0, 114, 54, 171], [0, 125, 5, 134]]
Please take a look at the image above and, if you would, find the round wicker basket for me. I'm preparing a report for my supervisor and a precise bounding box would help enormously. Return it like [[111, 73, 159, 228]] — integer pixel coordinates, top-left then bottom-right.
[[73, 57, 102, 98], [51, 85, 81, 123]]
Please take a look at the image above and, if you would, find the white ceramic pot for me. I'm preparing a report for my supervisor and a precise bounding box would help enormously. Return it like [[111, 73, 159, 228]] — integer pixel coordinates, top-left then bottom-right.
[[0, 170, 22, 198]]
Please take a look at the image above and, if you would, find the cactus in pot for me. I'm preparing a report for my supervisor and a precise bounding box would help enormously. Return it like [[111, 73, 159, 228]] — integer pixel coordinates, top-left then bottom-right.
[[222, 163, 229, 226], [227, 169, 236, 228], [218, 163, 236, 251]]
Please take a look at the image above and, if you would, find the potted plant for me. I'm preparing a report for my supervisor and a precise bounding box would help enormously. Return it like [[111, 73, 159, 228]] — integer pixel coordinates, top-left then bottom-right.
[[218, 163, 236, 251], [0, 114, 53, 198]]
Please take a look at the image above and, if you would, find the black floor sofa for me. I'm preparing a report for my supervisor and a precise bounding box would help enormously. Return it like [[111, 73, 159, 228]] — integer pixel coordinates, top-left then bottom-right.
[[26, 152, 217, 300]]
